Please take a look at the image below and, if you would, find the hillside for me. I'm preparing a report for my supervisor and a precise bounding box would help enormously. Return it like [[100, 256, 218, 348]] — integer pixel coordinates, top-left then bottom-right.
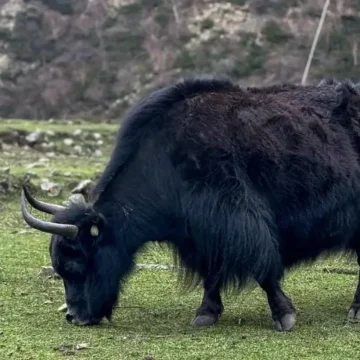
[[1, 0, 360, 121]]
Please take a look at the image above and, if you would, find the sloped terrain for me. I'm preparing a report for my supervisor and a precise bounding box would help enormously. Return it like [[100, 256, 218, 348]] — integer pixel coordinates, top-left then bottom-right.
[[1, 0, 360, 120], [0, 120, 360, 360]]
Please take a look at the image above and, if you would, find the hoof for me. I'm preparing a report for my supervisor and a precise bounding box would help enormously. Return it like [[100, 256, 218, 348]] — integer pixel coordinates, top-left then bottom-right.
[[274, 313, 296, 332], [191, 314, 218, 327], [348, 306, 360, 322]]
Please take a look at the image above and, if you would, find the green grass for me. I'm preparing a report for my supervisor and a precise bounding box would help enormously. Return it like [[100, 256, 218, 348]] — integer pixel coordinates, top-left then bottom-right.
[[1, 120, 360, 359], [0, 119, 118, 133]]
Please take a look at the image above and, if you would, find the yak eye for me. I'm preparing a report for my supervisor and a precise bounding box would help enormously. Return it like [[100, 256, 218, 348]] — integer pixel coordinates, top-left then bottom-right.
[[90, 225, 99, 237]]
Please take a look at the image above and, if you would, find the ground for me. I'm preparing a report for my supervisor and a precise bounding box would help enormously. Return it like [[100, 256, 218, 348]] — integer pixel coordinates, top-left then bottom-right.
[[0, 120, 360, 359]]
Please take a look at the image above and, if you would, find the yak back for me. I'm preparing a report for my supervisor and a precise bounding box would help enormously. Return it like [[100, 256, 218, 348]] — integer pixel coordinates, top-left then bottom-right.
[[92, 76, 360, 208], [168, 78, 360, 196]]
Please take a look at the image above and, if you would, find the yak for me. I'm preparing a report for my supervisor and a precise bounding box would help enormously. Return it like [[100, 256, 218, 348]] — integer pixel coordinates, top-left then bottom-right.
[[21, 76, 360, 331]]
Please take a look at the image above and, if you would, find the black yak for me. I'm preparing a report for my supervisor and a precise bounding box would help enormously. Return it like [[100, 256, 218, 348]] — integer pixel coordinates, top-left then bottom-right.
[[21, 76, 360, 331]]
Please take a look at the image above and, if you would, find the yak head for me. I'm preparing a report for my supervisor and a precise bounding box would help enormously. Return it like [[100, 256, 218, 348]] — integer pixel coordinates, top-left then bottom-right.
[[20, 186, 126, 326]]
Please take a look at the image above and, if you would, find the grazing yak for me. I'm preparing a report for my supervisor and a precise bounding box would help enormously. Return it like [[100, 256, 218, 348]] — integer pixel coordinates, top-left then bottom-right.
[[21, 76, 360, 331]]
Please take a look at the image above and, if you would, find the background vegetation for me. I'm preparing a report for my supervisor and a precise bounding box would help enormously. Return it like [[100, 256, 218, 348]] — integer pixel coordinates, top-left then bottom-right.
[[1, 0, 360, 121]]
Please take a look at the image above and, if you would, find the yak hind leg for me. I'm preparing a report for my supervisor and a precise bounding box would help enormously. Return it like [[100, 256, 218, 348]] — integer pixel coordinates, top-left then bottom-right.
[[348, 250, 360, 321], [259, 274, 296, 332], [191, 280, 223, 327]]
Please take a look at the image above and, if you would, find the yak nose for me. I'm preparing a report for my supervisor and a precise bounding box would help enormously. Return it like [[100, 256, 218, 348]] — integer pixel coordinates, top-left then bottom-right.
[[65, 312, 74, 323]]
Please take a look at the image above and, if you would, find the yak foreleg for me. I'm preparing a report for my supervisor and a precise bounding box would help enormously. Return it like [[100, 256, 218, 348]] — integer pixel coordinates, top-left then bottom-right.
[[191, 280, 223, 327], [260, 277, 296, 332]]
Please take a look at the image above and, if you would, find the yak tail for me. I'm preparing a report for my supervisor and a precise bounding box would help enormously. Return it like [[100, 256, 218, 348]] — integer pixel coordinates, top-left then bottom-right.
[[178, 189, 282, 292]]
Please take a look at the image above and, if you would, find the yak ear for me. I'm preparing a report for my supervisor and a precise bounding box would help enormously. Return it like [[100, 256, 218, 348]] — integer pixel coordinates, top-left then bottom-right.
[[90, 225, 99, 237], [87, 213, 106, 243]]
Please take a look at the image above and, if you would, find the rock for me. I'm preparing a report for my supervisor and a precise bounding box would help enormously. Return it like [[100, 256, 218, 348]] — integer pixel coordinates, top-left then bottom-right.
[[68, 193, 86, 206], [63, 138, 74, 146], [57, 303, 68, 312], [41, 142, 55, 150], [74, 145, 82, 154], [0, 167, 10, 175], [64, 172, 72, 177], [2, 143, 11, 151], [73, 129, 82, 136], [40, 178, 62, 197], [25, 131, 43, 144], [71, 179, 93, 199], [45, 130, 55, 136], [46, 152, 55, 157], [0, 54, 10, 74], [93, 132, 102, 140], [25, 157, 50, 169], [38, 266, 60, 279], [75, 343, 89, 350], [96, 140, 103, 146], [94, 149, 102, 157], [0, 0, 23, 32]]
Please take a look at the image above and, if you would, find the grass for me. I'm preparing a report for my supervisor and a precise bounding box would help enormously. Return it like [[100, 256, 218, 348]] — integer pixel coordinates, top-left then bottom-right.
[[1, 120, 360, 359]]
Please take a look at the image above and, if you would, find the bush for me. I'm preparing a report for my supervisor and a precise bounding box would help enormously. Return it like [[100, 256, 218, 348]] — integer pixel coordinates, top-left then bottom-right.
[[262, 20, 292, 44]]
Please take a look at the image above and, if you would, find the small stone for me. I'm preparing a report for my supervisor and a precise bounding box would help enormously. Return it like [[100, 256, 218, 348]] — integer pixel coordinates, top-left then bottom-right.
[[44, 300, 53, 304], [45, 130, 55, 136], [46, 152, 55, 157], [41, 142, 55, 150], [73, 129, 82, 136], [68, 193, 86, 206], [63, 138, 74, 146], [38, 266, 60, 279], [40, 179, 62, 197], [93, 133, 102, 140], [74, 145, 82, 154], [94, 149, 102, 157], [57, 303, 68, 312], [76, 343, 89, 350], [64, 172, 72, 177], [0, 167, 10, 175], [25, 131, 43, 144], [96, 140, 103, 146]]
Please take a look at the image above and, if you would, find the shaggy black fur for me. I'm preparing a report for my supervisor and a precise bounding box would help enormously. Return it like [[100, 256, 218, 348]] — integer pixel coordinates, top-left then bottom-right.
[[45, 75, 360, 330]]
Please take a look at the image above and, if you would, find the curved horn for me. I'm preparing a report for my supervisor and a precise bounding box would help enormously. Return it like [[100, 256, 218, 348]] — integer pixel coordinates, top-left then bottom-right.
[[21, 190, 78, 240], [23, 186, 66, 215]]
